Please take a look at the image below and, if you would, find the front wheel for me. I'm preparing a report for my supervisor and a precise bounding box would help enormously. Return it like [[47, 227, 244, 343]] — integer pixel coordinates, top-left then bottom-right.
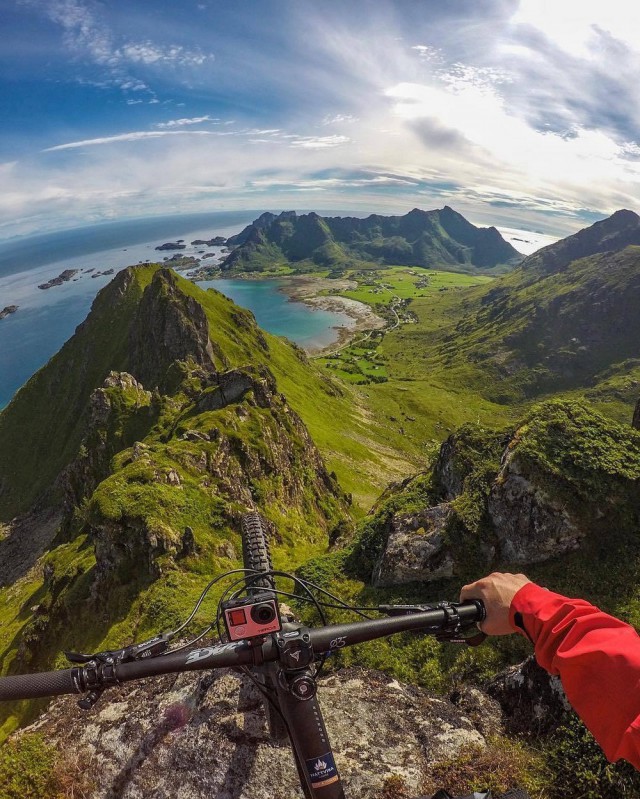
[[240, 512, 288, 741]]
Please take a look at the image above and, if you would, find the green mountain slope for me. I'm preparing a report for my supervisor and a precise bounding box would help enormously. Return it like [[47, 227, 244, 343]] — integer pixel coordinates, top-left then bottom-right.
[[371, 211, 640, 419], [220, 207, 522, 275], [0, 267, 420, 521], [0, 265, 365, 733]]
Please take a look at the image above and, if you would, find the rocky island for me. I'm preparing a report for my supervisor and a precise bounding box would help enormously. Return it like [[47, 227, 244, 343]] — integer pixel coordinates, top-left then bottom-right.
[[0, 305, 18, 320], [191, 236, 226, 246], [37, 269, 78, 289], [155, 242, 187, 251]]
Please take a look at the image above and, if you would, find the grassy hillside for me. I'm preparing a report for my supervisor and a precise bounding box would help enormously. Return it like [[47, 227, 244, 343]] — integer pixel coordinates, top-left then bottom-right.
[[328, 243, 640, 431], [0, 267, 424, 521]]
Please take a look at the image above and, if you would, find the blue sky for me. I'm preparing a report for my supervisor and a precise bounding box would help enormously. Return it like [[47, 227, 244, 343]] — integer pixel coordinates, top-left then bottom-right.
[[2, 0, 640, 238]]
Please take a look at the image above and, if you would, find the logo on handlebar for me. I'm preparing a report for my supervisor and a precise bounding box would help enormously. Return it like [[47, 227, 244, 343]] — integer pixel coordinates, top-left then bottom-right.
[[185, 644, 231, 664]]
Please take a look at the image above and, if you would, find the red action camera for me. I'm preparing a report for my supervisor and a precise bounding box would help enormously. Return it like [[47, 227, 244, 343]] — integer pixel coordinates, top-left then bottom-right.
[[222, 592, 282, 641]]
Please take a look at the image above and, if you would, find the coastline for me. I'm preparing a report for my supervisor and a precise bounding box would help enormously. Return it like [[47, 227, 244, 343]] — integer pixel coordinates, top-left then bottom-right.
[[275, 275, 387, 354]]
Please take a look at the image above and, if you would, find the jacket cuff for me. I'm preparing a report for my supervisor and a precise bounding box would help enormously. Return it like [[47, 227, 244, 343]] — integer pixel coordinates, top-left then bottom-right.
[[509, 581, 550, 637]]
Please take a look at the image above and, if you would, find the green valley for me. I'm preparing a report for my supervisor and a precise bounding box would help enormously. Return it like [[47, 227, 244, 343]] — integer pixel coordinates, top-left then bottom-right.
[[0, 208, 639, 798]]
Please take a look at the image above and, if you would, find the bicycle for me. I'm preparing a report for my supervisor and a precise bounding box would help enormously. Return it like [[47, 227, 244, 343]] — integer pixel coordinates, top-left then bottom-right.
[[0, 512, 490, 798]]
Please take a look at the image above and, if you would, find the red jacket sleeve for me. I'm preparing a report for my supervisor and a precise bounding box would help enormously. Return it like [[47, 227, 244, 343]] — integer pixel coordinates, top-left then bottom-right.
[[510, 582, 640, 767]]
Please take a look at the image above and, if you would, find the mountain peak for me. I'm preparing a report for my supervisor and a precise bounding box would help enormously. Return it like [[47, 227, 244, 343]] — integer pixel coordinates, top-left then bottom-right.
[[522, 208, 640, 274], [607, 208, 640, 226], [220, 208, 521, 274]]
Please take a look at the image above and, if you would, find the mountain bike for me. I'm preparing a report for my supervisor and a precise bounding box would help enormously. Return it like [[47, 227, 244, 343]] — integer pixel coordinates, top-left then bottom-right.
[[0, 512, 491, 798]]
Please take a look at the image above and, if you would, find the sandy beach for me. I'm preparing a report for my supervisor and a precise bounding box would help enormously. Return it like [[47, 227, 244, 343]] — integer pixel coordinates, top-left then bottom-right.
[[277, 275, 387, 354]]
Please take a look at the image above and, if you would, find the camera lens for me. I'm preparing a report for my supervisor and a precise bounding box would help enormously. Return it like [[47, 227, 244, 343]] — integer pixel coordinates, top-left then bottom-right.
[[251, 602, 276, 624]]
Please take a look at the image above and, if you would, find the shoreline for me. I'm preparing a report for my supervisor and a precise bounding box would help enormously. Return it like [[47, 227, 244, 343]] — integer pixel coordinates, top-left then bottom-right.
[[201, 272, 387, 355], [269, 275, 386, 355]]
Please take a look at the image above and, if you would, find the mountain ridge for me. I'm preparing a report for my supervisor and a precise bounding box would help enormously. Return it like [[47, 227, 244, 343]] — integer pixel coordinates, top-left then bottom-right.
[[219, 207, 522, 275], [375, 210, 640, 407], [520, 208, 640, 276]]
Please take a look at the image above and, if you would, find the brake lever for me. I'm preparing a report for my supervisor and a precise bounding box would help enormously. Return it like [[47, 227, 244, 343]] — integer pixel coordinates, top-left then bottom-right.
[[65, 633, 172, 709]]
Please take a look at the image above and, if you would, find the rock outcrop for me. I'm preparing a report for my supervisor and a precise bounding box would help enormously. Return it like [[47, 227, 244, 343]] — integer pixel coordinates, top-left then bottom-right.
[[86, 363, 341, 591], [487, 656, 572, 737], [633, 398, 640, 430], [368, 400, 640, 586], [20, 668, 491, 799], [487, 452, 583, 563], [128, 269, 220, 391], [373, 504, 454, 587]]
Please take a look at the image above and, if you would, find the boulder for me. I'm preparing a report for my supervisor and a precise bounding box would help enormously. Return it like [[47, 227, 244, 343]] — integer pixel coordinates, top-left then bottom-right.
[[373, 504, 455, 586], [20, 668, 489, 798], [488, 452, 583, 563]]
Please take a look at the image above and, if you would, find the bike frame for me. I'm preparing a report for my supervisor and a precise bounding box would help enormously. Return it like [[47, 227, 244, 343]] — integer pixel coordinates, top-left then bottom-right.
[[0, 602, 484, 799]]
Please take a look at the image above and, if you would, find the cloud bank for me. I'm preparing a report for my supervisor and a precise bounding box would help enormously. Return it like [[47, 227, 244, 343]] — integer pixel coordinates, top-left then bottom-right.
[[3, 0, 640, 237]]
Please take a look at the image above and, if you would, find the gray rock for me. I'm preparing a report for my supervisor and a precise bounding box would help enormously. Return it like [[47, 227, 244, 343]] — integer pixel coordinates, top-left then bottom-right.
[[180, 527, 197, 557], [373, 504, 455, 586], [195, 370, 256, 413], [488, 452, 583, 563], [433, 436, 465, 499], [0, 508, 62, 587], [633, 398, 640, 430], [487, 655, 572, 737], [216, 540, 237, 560], [20, 668, 489, 798]]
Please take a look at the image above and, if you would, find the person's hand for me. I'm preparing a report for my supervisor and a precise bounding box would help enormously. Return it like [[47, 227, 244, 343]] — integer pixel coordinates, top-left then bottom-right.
[[460, 572, 532, 635]]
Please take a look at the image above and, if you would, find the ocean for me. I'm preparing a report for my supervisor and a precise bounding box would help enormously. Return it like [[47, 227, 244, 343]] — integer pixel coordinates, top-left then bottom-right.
[[0, 212, 355, 409]]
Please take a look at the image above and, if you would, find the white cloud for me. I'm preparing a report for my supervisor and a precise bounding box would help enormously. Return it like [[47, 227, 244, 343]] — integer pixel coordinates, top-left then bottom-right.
[[322, 114, 358, 125], [512, 0, 640, 59], [20, 0, 214, 95], [411, 45, 440, 60], [289, 135, 352, 149], [154, 115, 219, 129], [42, 130, 220, 151], [120, 42, 212, 68]]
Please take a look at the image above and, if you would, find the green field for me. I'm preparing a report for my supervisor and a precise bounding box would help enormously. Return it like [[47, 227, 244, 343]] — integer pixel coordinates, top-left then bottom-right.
[[336, 266, 493, 306], [314, 266, 517, 454]]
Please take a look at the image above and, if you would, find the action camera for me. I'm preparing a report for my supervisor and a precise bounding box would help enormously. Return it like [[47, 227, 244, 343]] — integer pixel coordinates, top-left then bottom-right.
[[222, 592, 282, 641]]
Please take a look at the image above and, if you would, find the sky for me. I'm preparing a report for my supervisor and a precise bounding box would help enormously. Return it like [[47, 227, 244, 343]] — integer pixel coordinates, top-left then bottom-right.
[[2, 0, 640, 239]]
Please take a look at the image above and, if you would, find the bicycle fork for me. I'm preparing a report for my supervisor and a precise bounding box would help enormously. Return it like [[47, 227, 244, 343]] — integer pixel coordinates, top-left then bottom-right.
[[272, 627, 345, 798]]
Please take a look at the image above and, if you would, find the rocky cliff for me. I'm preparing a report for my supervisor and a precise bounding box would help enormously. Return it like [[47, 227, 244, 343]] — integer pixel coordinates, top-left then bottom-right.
[[351, 400, 640, 590]]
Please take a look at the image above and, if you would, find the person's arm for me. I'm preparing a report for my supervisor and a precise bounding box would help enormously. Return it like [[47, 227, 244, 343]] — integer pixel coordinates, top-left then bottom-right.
[[461, 573, 640, 767]]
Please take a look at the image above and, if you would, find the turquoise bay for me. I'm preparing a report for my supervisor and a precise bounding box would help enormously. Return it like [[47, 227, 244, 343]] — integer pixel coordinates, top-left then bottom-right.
[[199, 279, 353, 352], [0, 214, 355, 409]]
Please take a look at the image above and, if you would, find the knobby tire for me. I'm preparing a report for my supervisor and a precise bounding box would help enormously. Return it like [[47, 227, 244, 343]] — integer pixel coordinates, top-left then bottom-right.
[[240, 512, 289, 742]]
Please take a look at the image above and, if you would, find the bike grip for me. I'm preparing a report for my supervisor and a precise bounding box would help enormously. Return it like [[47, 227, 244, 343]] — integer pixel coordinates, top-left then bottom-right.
[[0, 669, 79, 701], [463, 598, 486, 623]]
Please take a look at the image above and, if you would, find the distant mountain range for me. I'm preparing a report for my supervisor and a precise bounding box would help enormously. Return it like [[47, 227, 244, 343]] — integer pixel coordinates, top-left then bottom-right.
[[440, 209, 640, 401], [220, 207, 522, 274]]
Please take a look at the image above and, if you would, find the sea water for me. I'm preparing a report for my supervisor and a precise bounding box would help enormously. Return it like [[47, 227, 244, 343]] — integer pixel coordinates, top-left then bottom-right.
[[0, 213, 354, 409]]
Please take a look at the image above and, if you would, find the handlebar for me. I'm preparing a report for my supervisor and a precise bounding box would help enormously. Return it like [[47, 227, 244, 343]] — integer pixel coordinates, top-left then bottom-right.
[[0, 601, 484, 702]]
